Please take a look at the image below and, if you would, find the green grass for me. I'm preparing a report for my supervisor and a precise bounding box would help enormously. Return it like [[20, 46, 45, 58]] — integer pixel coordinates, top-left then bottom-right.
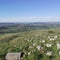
[[0, 28, 60, 60]]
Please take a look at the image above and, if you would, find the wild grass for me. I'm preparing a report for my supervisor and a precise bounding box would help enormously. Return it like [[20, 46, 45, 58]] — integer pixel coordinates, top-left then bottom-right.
[[0, 29, 60, 60]]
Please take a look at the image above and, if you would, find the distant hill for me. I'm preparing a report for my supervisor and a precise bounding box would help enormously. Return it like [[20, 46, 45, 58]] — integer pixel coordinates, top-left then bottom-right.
[[0, 22, 60, 34]]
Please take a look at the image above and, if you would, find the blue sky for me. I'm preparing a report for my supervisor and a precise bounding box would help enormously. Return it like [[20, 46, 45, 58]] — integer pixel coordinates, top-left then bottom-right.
[[0, 0, 60, 22]]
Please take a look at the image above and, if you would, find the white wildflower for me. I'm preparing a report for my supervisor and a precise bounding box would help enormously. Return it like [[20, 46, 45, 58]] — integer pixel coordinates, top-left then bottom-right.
[[28, 52, 31, 55], [54, 35, 57, 39], [59, 51, 60, 55], [36, 45, 43, 51], [49, 38, 55, 41], [29, 46, 33, 49], [27, 39, 30, 42], [41, 39, 45, 43], [57, 43, 60, 49], [45, 44, 52, 48], [33, 43, 36, 46], [48, 36, 50, 39], [46, 51, 52, 56]]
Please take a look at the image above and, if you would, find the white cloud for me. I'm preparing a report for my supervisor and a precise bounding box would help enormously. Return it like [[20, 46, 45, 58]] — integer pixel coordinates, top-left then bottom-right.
[[0, 16, 60, 22]]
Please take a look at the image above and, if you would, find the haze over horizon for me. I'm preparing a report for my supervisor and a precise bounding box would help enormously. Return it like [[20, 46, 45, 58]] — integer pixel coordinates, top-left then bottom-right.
[[0, 0, 60, 22]]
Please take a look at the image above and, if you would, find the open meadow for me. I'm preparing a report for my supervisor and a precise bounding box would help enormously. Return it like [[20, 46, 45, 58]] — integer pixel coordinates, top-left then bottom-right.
[[0, 23, 60, 60]]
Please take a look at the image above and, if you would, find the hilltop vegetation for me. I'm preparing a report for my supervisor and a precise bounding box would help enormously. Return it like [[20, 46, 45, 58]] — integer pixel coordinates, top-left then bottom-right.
[[0, 22, 60, 60]]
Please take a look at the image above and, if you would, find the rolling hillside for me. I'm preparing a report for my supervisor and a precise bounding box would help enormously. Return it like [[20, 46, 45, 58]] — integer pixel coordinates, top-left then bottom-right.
[[0, 22, 60, 60]]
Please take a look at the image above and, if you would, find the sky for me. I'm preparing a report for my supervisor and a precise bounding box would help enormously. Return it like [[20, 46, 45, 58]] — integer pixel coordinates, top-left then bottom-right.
[[0, 0, 60, 22]]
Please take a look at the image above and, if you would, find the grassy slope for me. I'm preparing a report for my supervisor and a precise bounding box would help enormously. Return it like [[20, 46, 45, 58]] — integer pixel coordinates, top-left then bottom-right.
[[0, 28, 60, 60]]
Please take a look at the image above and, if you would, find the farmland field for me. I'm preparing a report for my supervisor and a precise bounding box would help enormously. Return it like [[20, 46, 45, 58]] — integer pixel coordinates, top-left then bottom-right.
[[0, 22, 60, 60]]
